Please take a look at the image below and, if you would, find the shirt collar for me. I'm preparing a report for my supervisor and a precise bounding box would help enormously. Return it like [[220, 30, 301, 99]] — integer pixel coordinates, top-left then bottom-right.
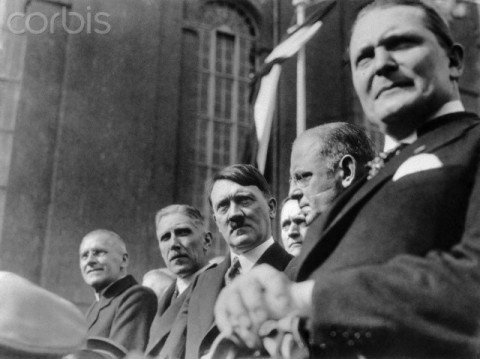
[[383, 100, 465, 152], [94, 275, 127, 301], [176, 264, 209, 295], [229, 237, 274, 274]]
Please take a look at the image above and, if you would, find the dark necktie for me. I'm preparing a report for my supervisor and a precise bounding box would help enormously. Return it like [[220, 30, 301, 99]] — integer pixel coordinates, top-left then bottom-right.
[[225, 257, 241, 286], [367, 143, 408, 179]]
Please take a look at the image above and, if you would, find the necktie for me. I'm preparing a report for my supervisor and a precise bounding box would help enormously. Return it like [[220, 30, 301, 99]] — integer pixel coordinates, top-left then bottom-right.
[[172, 285, 179, 300], [225, 257, 241, 286], [367, 143, 408, 179]]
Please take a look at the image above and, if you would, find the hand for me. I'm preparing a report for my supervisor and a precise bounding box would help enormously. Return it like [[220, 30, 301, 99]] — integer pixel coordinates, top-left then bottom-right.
[[214, 264, 298, 348]]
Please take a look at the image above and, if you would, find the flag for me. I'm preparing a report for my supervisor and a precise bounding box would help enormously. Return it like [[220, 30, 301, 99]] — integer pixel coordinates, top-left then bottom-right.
[[252, 0, 336, 174]]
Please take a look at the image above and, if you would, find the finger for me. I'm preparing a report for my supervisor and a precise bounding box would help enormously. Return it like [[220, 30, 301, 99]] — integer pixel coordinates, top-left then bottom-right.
[[215, 285, 249, 337], [239, 275, 268, 329], [250, 265, 294, 318]]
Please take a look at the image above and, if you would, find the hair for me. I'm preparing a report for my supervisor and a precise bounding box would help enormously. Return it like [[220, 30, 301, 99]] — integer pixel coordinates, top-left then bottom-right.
[[208, 164, 272, 207], [295, 122, 375, 174], [350, 0, 454, 53], [155, 204, 206, 230], [280, 196, 296, 213], [81, 229, 127, 254]]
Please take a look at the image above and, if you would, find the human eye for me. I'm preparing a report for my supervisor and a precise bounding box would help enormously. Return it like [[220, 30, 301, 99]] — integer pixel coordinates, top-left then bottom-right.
[[159, 232, 170, 242], [281, 220, 291, 230], [176, 227, 192, 236], [295, 172, 312, 186], [385, 34, 419, 52], [238, 195, 253, 206], [354, 47, 374, 68], [80, 251, 88, 260], [216, 200, 229, 214]]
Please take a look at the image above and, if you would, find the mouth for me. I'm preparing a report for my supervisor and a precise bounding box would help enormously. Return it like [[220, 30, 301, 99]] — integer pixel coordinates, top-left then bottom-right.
[[169, 253, 187, 262], [86, 268, 102, 275], [375, 81, 413, 99], [289, 242, 302, 249], [230, 224, 248, 235]]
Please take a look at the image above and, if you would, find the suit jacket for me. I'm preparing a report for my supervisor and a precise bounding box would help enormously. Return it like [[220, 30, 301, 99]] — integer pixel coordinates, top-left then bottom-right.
[[86, 275, 157, 352], [291, 112, 480, 358], [146, 281, 190, 356], [161, 241, 293, 359]]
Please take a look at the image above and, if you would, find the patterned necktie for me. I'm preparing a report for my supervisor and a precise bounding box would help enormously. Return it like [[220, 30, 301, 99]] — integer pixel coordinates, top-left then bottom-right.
[[367, 143, 408, 179], [225, 257, 241, 286], [172, 285, 179, 300]]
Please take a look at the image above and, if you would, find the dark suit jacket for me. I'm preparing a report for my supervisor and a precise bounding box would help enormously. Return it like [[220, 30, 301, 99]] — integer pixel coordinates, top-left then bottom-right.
[[160, 241, 293, 359], [86, 275, 157, 352], [291, 112, 480, 358], [146, 281, 190, 356]]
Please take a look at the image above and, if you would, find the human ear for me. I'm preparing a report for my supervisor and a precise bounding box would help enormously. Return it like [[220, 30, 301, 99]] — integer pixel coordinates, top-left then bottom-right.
[[337, 154, 356, 188], [268, 197, 277, 219], [448, 43, 464, 80]]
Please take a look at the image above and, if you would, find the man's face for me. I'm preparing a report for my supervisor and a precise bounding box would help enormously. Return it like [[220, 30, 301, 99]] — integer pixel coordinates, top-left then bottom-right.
[[210, 180, 275, 254], [157, 213, 209, 278], [79, 234, 126, 292], [349, 6, 457, 139], [289, 136, 340, 225], [280, 199, 307, 257]]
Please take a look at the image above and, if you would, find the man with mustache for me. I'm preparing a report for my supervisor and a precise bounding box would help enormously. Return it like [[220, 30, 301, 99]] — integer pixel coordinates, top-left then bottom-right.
[[214, 1, 480, 357], [79, 229, 157, 352], [159, 164, 293, 359], [146, 204, 212, 356]]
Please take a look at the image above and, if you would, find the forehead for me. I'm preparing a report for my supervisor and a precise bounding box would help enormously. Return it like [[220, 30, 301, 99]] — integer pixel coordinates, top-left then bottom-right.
[[350, 6, 430, 52], [157, 213, 200, 232], [281, 200, 301, 219], [290, 136, 326, 172], [80, 234, 118, 252], [210, 179, 265, 204]]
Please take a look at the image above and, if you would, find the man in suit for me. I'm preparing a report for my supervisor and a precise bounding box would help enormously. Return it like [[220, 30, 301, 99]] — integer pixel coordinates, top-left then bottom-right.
[[214, 1, 480, 357], [80, 229, 157, 352], [281, 122, 374, 259], [160, 164, 293, 359], [280, 197, 307, 257], [146, 204, 213, 356]]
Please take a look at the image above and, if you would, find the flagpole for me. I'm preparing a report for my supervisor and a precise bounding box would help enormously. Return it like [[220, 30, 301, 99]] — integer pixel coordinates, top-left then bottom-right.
[[293, 0, 310, 136]]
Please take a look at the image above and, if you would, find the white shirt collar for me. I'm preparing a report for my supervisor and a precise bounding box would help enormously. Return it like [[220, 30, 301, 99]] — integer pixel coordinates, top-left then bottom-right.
[[383, 100, 465, 152], [176, 276, 190, 295], [175, 264, 211, 295], [229, 237, 275, 274]]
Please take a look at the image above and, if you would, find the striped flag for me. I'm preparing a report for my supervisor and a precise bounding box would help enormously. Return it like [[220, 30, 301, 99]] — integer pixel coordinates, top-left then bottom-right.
[[252, 0, 336, 174]]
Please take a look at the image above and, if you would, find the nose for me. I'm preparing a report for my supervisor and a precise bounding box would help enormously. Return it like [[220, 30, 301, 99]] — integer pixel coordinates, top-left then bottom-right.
[[227, 202, 244, 223], [373, 47, 397, 76], [289, 187, 303, 202], [287, 223, 299, 238], [169, 233, 181, 249], [84, 252, 97, 266]]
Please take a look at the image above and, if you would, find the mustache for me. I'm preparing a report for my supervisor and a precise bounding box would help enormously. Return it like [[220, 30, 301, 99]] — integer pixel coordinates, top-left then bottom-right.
[[229, 216, 245, 230]]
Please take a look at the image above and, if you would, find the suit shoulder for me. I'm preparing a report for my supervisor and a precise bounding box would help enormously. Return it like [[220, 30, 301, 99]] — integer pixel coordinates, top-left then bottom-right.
[[122, 284, 157, 304]]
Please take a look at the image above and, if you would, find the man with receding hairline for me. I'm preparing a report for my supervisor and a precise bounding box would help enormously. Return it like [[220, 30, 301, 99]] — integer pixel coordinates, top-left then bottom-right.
[[79, 229, 157, 352], [214, 1, 480, 357]]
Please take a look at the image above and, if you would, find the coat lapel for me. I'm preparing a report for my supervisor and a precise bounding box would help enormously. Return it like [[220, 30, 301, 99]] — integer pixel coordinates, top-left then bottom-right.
[[86, 275, 137, 330], [147, 282, 187, 355], [195, 258, 230, 338]]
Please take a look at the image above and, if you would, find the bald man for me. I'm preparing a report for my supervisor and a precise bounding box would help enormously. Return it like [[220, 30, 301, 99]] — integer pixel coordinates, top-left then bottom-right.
[[79, 229, 157, 352]]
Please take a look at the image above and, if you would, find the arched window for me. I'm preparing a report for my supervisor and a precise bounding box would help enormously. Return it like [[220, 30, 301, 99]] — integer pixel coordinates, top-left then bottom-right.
[[189, 2, 258, 216]]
